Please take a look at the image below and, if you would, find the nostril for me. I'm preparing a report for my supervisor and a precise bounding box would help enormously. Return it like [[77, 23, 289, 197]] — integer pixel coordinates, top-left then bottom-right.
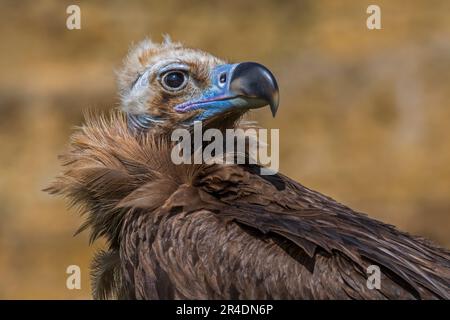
[[219, 72, 227, 84]]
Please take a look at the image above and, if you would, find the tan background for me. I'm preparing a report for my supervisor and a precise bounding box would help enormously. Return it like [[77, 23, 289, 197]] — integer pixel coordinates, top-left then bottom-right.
[[0, 0, 449, 299]]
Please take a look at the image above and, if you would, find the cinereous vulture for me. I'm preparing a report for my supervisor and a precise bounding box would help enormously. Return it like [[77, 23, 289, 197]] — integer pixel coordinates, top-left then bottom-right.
[[47, 38, 450, 300]]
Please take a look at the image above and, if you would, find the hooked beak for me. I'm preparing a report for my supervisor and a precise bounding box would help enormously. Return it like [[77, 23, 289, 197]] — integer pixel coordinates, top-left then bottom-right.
[[228, 62, 279, 117], [174, 62, 279, 118]]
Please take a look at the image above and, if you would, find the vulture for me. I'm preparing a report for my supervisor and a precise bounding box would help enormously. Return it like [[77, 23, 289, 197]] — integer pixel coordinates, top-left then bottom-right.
[[47, 38, 450, 300]]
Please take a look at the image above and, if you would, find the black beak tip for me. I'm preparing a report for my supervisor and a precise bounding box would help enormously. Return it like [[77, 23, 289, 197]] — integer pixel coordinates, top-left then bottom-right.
[[270, 92, 279, 117], [230, 62, 280, 116]]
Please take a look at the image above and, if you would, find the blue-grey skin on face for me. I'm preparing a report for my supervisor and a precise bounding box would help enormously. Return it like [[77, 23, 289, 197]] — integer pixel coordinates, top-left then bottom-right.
[[174, 62, 279, 121], [126, 61, 279, 130]]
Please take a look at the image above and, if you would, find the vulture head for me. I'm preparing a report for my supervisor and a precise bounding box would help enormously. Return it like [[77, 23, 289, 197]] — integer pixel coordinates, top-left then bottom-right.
[[118, 38, 279, 130]]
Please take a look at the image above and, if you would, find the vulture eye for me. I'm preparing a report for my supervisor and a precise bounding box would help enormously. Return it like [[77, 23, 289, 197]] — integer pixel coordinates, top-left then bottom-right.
[[161, 70, 188, 91]]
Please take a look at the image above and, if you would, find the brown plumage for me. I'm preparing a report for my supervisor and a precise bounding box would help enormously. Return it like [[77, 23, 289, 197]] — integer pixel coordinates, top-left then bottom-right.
[[46, 38, 450, 299]]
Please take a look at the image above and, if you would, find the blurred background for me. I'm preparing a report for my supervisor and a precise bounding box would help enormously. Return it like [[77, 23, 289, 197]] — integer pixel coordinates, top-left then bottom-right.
[[0, 0, 449, 299]]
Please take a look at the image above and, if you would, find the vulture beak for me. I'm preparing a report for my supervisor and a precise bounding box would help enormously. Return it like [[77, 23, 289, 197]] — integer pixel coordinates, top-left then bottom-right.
[[228, 62, 279, 117], [174, 62, 279, 118]]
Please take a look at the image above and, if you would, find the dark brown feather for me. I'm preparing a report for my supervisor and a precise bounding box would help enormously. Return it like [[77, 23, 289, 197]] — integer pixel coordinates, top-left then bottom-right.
[[46, 111, 450, 299]]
